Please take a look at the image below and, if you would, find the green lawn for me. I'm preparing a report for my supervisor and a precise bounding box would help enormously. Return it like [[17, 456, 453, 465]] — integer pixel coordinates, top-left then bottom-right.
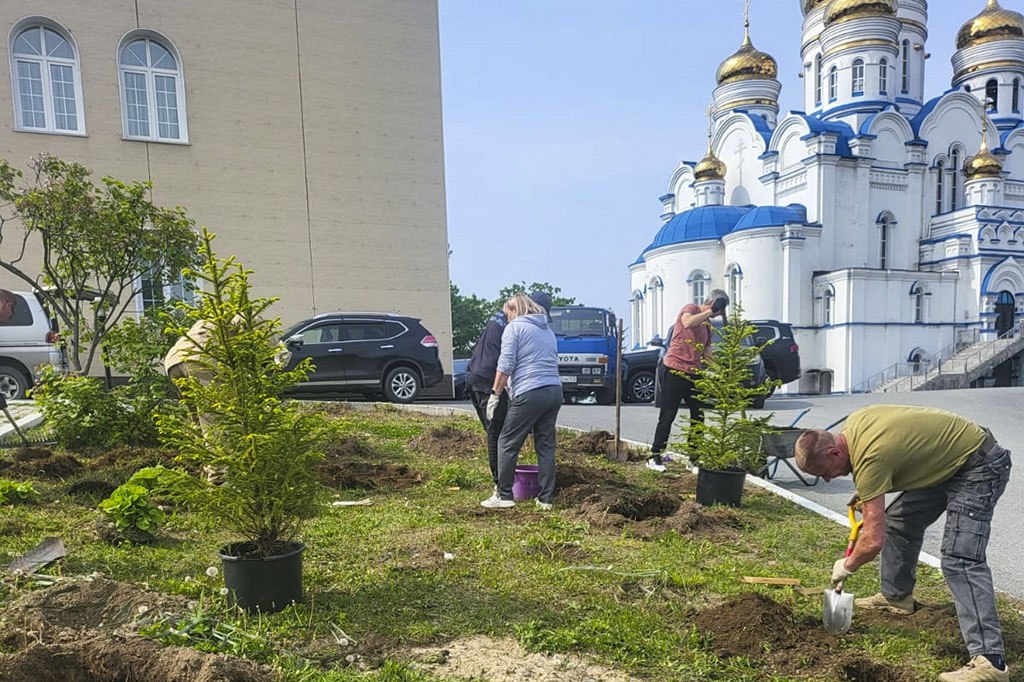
[[0, 404, 1021, 682]]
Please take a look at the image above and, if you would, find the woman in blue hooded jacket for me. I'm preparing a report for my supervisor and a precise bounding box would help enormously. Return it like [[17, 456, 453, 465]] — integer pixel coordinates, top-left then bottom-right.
[[481, 293, 562, 510]]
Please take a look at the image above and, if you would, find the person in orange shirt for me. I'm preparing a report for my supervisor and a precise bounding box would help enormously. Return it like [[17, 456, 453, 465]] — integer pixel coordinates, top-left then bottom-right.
[[646, 289, 728, 473]]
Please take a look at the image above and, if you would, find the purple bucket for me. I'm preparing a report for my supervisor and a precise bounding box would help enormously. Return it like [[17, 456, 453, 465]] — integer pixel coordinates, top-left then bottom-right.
[[512, 465, 540, 501]]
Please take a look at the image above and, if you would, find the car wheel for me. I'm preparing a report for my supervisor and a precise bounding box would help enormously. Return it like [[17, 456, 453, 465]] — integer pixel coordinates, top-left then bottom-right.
[[383, 367, 421, 404], [752, 395, 767, 409], [627, 371, 656, 403], [0, 365, 30, 400], [595, 388, 615, 405]]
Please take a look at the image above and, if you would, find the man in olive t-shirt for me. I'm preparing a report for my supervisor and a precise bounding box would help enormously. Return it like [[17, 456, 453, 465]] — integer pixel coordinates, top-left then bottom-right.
[[795, 405, 1013, 682]]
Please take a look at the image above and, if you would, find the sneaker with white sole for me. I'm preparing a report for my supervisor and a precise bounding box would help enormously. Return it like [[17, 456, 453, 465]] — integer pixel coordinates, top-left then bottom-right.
[[853, 592, 916, 615], [646, 454, 667, 473], [535, 500, 553, 511], [480, 494, 515, 509], [938, 656, 1009, 682]]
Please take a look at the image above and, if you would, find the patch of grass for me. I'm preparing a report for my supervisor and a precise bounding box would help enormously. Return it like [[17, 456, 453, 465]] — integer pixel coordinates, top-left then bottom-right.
[[0, 406, 1021, 682]]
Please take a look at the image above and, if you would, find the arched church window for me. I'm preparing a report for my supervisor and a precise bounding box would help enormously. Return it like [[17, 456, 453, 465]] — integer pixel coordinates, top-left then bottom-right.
[[726, 264, 742, 307], [935, 160, 945, 214], [950, 149, 961, 211], [814, 54, 822, 106], [879, 58, 888, 95], [822, 287, 835, 326], [901, 40, 910, 94], [689, 271, 709, 306], [851, 59, 865, 96], [828, 66, 837, 102], [986, 80, 999, 111], [1014, 78, 1021, 113], [879, 217, 891, 269], [911, 285, 926, 323]]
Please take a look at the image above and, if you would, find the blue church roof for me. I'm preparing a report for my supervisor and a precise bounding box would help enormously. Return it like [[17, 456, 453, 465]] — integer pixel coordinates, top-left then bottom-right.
[[643, 205, 752, 253], [733, 204, 807, 232], [796, 113, 856, 157]]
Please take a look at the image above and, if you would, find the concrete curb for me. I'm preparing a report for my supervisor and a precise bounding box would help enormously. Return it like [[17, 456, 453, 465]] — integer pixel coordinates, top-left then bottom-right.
[[0, 412, 45, 442], [335, 401, 943, 570]]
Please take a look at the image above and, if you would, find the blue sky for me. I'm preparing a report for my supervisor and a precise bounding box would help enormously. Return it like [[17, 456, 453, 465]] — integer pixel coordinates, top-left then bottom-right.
[[439, 0, 980, 316]]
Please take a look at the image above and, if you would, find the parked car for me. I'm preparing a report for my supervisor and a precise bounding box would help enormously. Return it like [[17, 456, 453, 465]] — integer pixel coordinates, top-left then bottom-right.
[[452, 358, 471, 400], [750, 319, 801, 386], [0, 290, 65, 400], [622, 348, 659, 403], [651, 319, 769, 409], [280, 313, 444, 403]]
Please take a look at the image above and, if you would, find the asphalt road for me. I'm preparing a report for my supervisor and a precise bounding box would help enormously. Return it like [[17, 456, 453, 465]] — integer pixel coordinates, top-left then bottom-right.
[[437, 388, 1024, 597]]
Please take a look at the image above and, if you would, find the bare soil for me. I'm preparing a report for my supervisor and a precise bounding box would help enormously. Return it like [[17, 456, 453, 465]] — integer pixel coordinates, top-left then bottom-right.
[[0, 578, 274, 682], [409, 635, 640, 682], [0, 633, 274, 682], [694, 593, 920, 680], [0, 451, 83, 479], [408, 424, 481, 460], [317, 434, 423, 490]]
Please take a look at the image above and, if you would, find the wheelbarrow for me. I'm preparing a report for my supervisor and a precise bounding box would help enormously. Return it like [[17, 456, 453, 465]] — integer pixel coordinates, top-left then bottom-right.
[[760, 410, 849, 487]]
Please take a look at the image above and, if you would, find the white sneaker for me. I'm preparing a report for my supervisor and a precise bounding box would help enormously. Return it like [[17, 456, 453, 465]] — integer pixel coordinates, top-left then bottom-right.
[[646, 455, 667, 473], [535, 500, 553, 511], [480, 494, 515, 509]]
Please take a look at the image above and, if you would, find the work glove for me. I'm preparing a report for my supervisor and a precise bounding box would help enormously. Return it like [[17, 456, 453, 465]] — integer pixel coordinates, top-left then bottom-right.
[[486, 393, 501, 422], [711, 297, 728, 316], [831, 558, 855, 588]]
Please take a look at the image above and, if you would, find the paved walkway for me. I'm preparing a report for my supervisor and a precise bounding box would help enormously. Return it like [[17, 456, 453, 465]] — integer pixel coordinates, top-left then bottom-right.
[[437, 387, 1024, 598], [0, 400, 41, 434]]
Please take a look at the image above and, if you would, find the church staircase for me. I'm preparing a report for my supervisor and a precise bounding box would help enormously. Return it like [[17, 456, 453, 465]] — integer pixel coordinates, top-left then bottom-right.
[[869, 324, 1024, 393]]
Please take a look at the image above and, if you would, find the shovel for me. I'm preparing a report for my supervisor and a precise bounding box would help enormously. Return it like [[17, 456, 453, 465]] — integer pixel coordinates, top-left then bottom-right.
[[823, 504, 863, 635]]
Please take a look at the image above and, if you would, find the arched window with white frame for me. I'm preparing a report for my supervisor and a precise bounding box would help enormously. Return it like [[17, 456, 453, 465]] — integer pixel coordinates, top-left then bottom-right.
[[851, 59, 865, 96], [877, 214, 894, 269], [828, 66, 838, 101], [1015, 78, 1021, 113], [950, 147, 963, 211], [878, 58, 888, 95], [725, 264, 742, 307], [118, 32, 188, 142], [630, 290, 644, 347], [814, 54, 822, 106], [647, 277, 664, 337], [986, 79, 999, 111], [9, 20, 85, 134], [935, 160, 945, 215], [910, 283, 927, 323], [689, 271, 709, 306], [818, 285, 835, 326]]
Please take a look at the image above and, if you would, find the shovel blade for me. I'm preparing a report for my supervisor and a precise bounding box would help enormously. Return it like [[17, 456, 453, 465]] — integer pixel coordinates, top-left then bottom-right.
[[823, 589, 854, 635]]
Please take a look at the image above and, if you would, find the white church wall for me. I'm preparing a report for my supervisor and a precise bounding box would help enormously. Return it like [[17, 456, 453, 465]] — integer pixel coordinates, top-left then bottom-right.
[[722, 230, 783, 320], [716, 118, 770, 207], [642, 243, 725, 340]]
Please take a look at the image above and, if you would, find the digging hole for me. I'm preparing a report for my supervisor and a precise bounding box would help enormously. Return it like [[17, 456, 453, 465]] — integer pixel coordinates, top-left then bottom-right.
[[840, 657, 917, 682], [608, 491, 680, 521]]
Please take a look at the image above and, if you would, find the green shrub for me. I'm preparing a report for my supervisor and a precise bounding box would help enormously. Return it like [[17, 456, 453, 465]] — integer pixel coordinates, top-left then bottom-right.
[[156, 229, 324, 557], [677, 308, 779, 473], [98, 483, 165, 538], [0, 479, 39, 505], [31, 365, 159, 448]]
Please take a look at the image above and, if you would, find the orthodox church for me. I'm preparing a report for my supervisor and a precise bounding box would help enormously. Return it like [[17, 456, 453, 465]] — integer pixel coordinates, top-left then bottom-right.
[[629, 0, 1024, 393]]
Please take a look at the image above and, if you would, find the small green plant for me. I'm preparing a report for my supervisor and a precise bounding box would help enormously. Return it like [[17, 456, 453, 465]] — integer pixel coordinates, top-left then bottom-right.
[[0, 479, 39, 505], [156, 229, 324, 558], [139, 596, 273, 659], [125, 466, 199, 505], [31, 365, 159, 448], [677, 309, 779, 473], [98, 483, 165, 539]]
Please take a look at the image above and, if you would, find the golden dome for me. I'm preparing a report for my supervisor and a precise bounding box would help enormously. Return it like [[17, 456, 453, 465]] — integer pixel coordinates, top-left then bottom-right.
[[694, 151, 727, 182], [716, 33, 779, 86], [964, 120, 1004, 179], [956, 0, 1024, 50], [802, 0, 830, 15], [824, 0, 897, 26]]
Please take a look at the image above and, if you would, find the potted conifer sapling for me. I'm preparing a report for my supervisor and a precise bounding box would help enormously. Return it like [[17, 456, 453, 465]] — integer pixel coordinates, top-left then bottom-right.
[[157, 230, 323, 612]]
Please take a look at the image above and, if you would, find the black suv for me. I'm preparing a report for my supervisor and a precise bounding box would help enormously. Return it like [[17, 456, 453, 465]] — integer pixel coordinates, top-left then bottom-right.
[[750, 320, 801, 386], [281, 313, 444, 403]]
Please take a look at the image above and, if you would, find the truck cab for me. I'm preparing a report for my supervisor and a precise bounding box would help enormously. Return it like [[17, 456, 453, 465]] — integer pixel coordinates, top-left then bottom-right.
[[549, 306, 621, 404]]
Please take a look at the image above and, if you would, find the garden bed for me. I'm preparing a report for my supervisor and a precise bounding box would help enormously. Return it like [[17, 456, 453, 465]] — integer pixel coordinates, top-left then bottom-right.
[[0, 406, 1021, 681]]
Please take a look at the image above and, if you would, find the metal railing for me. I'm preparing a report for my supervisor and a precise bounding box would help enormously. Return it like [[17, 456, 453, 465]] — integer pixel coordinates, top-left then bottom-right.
[[851, 323, 1023, 394]]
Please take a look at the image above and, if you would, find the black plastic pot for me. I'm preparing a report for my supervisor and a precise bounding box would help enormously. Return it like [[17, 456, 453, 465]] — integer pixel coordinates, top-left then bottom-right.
[[695, 467, 747, 507], [219, 541, 304, 613]]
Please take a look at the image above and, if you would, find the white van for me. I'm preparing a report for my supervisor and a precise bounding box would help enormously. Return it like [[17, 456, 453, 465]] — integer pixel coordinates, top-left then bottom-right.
[[0, 291, 66, 399]]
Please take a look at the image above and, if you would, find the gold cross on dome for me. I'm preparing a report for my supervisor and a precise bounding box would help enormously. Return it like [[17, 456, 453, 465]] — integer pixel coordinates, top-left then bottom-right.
[[705, 103, 714, 140]]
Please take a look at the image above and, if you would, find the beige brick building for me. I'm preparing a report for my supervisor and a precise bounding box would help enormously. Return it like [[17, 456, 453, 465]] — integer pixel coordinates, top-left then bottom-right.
[[0, 0, 453, 389]]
